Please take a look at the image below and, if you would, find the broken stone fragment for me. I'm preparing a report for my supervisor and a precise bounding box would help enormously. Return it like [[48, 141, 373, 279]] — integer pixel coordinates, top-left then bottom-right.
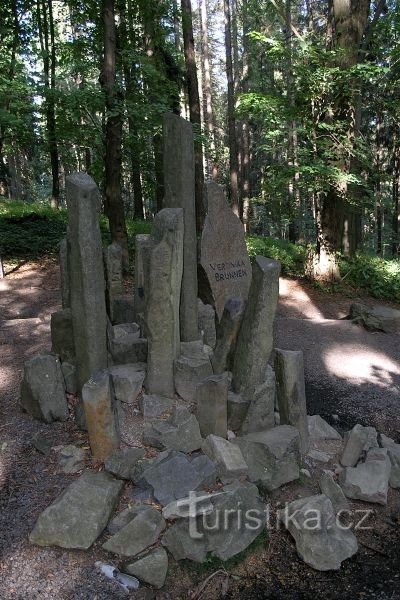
[[109, 363, 146, 404], [308, 415, 342, 441], [234, 425, 300, 491], [339, 448, 391, 505], [58, 444, 85, 474], [319, 471, 349, 514], [20, 353, 69, 423], [105, 447, 145, 480], [227, 391, 249, 431], [103, 505, 165, 558], [278, 494, 358, 571], [341, 424, 378, 467], [108, 323, 148, 365], [140, 394, 176, 420], [349, 302, 400, 333], [174, 344, 213, 402], [61, 362, 78, 395], [143, 405, 202, 453], [29, 471, 123, 549], [198, 299, 216, 349], [122, 547, 169, 589], [202, 434, 248, 483]]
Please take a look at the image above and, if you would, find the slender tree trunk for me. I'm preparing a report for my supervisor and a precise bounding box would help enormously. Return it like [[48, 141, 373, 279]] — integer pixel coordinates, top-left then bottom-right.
[[37, 0, 60, 208], [200, 0, 217, 180], [100, 0, 128, 266], [241, 0, 250, 233], [181, 0, 206, 234], [393, 148, 400, 257], [224, 0, 239, 216]]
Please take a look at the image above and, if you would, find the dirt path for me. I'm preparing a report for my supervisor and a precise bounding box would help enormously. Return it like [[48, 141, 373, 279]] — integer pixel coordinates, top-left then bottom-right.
[[0, 262, 399, 599]]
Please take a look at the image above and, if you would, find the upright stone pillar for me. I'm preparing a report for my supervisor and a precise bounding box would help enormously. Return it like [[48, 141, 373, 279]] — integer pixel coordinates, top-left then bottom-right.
[[66, 172, 108, 390], [275, 349, 309, 455], [133, 234, 152, 323], [163, 113, 199, 342], [104, 242, 123, 322], [145, 208, 184, 397], [59, 236, 70, 309], [232, 256, 280, 400]]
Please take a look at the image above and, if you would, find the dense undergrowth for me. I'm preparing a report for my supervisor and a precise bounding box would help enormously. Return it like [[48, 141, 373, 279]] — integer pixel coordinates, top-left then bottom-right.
[[1, 200, 399, 303]]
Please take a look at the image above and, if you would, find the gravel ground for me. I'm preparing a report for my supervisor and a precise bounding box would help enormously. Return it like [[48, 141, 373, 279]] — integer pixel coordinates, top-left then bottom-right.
[[0, 263, 399, 600]]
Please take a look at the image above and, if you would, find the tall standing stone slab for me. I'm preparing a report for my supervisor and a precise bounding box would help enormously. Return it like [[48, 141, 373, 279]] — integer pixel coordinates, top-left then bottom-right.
[[82, 370, 119, 461], [145, 208, 184, 397], [163, 113, 199, 342], [200, 182, 252, 320], [195, 372, 229, 438], [275, 349, 309, 455], [232, 256, 280, 400], [211, 297, 246, 374], [59, 237, 70, 309], [134, 234, 152, 323], [66, 172, 108, 391], [104, 242, 123, 323]]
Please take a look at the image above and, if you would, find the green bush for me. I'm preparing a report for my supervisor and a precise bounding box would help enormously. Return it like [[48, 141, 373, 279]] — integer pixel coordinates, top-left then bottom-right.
[[246, 235, 306, 276], [340, 254, 400, 302]]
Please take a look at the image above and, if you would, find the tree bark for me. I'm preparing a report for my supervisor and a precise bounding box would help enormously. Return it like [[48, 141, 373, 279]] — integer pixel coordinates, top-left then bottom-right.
[[100, 0, 128, 266], [200, 0, 217, 180], [181, 0, 206, 234], [392, 147, 400, 257], [241, 0, 250, 233], [224, 0, 239, 216]]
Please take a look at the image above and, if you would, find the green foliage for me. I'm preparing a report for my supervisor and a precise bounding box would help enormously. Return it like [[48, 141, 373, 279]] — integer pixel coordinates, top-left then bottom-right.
[[0, 199, 152, 262], [340, 255, 400, 302], [246, 236, 306, 276]]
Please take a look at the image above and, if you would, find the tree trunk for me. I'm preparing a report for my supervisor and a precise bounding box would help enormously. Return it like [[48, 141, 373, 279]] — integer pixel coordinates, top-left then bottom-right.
[[241, 0, 250, 233], [181, 0, 206, 234], [200, 0, 217, 181], [100, 0, 128, 266], [224, 0, 239, 216], [392, 148, 400, 257]]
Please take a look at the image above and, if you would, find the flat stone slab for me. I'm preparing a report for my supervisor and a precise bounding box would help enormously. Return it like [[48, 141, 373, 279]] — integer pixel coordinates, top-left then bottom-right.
[[57, 445, 85, 474], [339, 449, 391, 505], [319, 472, 349, 514], [380, 436, 400, 488], [141, 394, 176, 420], [174, 346, 213, 402], [105, 448, 145, 480], [202, 434, 248, 483], [135, 450, 214, 506], [279, 494, 358, 571], [234, 425, 300, 491], [123, 547, 168, 589], [103, 505, 165, 557], [30, 471, 123, 549], [240, 365, 275, 435]]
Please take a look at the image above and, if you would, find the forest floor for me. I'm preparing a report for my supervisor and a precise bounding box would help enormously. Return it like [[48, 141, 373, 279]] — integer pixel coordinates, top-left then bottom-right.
[[0, 259, 399, 600]]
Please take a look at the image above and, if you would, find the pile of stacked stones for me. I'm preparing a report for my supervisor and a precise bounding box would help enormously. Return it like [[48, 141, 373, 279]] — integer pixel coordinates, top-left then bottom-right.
[[21, 114, 399, 590]]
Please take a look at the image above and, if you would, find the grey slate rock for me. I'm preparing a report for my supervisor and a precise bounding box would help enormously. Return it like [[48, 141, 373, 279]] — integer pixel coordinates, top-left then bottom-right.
[[109, 363, 146, 404], [108, 323, 148, 365], [123, 547, 168, 589], [30, 471, 123, 549], [275, 349, 309, 454], [32, 435, 52, 455], [143, 405, 202, 453], [162, 517, 208, 563], [103, 505, 166, 557], [319, 472, 349, 514], [174, 346, 213, 402], [211, 297, 246, 374], [21, 353, 68, 423], [195, 372, 229, 438], [190, 454, 217, 487], [380, 436, 400, 488], [112, 295, 136, 325], [58, 444, 85, 474], [107, 505, 151, 535], [240, 365, 275, 435], [61, 362, 78, 395], [202, 434, 248, 483], [339, 449, 391, 505], [198, 299, 216, 349], [105, 448, 146, 480], [141, 394, 175, 420], [341, 424, 378, 467], [234, 425, 300, 491], [279, 494, 358, 571], [59, 237, 70, 309], [232, 256, 280, 401], [308, 415, 342, 441], [350, 302, 400, 333], [227, 391, 249, 432], [50, 309, 75, 362]]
